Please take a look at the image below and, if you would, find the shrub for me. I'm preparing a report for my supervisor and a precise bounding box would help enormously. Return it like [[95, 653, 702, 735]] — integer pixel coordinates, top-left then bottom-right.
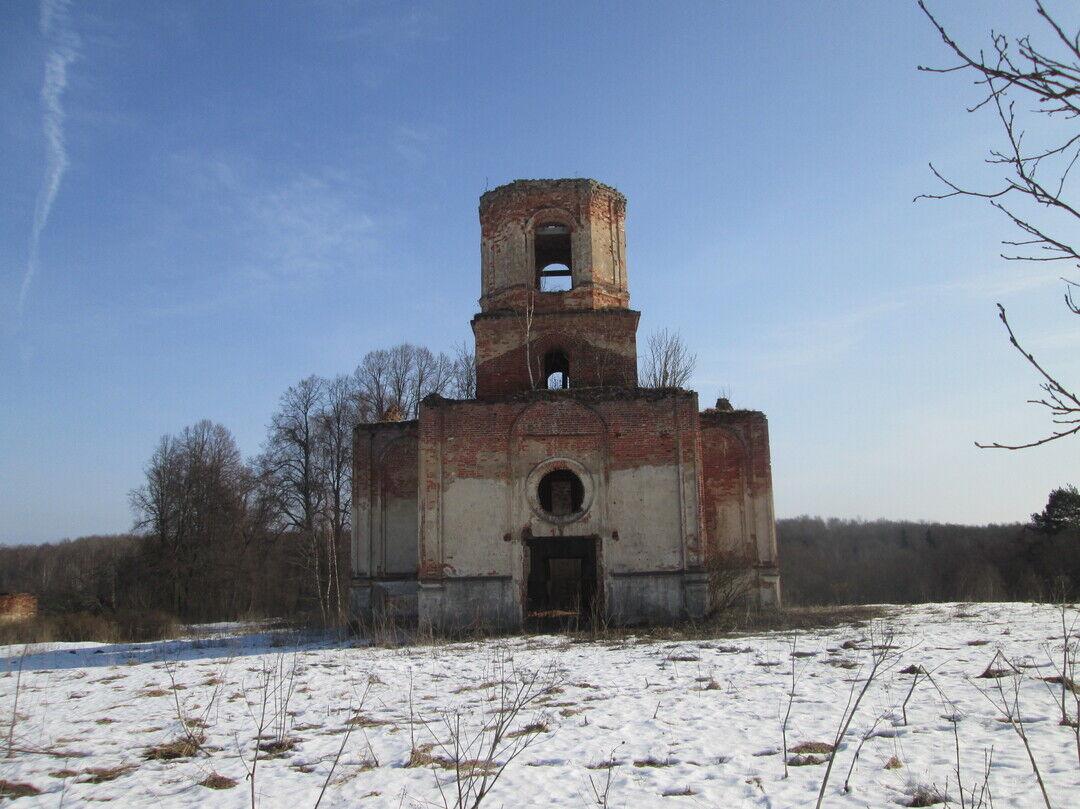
[[705, 550, 756, 615]]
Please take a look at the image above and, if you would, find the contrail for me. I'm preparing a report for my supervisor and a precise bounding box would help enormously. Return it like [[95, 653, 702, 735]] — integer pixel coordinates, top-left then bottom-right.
[[18, 0, 80, 317]]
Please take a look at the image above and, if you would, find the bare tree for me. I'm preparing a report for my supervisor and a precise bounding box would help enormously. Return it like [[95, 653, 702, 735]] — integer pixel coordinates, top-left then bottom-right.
[[639, 328, 697, 388], [262, 376, 334, 621], [449, 341, 477, 398], [354, 344, 456, 419], [314, 374, 358, 620], [354, 348, 392, 420], [412, 346, 454, 414], [386, 344, 417, 417], [918, 0, 1080, 448], [129, 420, 251, 619]]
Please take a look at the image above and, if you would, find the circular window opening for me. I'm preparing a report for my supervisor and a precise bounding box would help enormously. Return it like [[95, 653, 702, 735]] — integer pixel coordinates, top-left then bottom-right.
[[537, 469, 584, 517]]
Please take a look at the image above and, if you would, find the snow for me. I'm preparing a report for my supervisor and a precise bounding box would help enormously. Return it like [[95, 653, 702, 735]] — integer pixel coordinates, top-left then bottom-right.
[[1, 602, 1077, 808]]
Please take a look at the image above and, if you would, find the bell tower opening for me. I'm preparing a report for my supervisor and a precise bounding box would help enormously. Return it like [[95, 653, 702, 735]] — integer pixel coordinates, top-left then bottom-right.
[[535, 223, 572, 292], [544, 348, 570, 389]]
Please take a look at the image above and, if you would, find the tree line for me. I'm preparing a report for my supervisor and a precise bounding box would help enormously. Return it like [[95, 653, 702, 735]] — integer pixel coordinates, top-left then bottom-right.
[[780, 512, 1080, 606], [6, 507, 1078, 624]]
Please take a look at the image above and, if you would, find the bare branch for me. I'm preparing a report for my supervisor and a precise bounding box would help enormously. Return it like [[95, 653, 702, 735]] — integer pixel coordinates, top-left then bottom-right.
[[920, 1, 1080, 448]]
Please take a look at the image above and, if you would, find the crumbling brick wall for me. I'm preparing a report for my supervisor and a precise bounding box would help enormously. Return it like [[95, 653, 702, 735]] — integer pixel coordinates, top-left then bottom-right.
[[473, 309, 639, 395], [699, 407, 781, 606], [352, 420, 420, 580], [473, 179, 639, 397]]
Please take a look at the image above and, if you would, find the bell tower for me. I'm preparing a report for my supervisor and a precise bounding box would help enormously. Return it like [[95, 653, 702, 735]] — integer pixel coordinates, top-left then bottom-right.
[[472, 179, 640, 396]]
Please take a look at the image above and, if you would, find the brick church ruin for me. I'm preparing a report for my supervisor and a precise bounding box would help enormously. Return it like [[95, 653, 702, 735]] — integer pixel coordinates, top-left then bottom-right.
[[351, 179, 779, 630]]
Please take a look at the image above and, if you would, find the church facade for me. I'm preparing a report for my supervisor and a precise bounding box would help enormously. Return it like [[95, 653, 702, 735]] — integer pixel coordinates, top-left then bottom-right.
[[350, 179, 779, 630]]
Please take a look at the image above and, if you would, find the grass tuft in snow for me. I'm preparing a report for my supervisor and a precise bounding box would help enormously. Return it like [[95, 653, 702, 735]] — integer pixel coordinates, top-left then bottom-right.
[[198, 772, 237, 789], [0, 780, 42, 798], [144, 733, 204, 760]]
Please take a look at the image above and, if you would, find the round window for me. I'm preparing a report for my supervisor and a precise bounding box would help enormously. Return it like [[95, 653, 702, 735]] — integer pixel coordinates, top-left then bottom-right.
[[537, 469, 584, 517], [525, 458, 593, 525]]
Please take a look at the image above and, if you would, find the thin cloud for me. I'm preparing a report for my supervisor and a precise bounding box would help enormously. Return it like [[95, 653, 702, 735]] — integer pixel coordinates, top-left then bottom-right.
[[18, 0, 80, 317], [735, 299, 908, 374], [931, 267, 1064, 300], [159, 153, 378, 288], [391, 124, 442, 165]]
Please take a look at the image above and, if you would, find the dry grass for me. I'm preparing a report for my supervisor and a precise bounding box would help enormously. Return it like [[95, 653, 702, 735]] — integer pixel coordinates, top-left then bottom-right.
[[790, 741, 835, 755], [344, 713, 392, 727], [405, 744, 495, 775], [79, 764, 137, 783], [661, 786, 696, 796], [451, 680, 505, 694], [585, 759, 618, 770], [0, 610, 179, 645], [976, 666, 1013, 679], [144, 733, 205, 761], [406, 744, 454, 769], [1042, 674, 1079, 693], [884, 756, 903, 769], [0, 780, 42, 799], [506, 721, 548, 738], [907, 783, 949, 806], [256, 738, 297, 757], [788, 754, 828, 766], [199, 772, 237, 789], [787, 740, 835, 767], [824, 658, 858, 669], [633, 756, 677, 767]]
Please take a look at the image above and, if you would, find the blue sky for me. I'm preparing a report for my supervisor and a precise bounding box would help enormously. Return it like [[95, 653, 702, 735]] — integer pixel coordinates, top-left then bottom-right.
[[2, 0, 1078, 544]]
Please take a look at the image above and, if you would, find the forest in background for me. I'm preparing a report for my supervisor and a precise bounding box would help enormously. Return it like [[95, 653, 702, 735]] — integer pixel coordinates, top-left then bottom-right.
[[778, 516, 1080, 605], [4, 515, 1079, 637]]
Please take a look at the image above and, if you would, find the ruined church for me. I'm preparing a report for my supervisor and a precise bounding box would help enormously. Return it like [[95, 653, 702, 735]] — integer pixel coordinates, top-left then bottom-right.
[[351, 179, 779, 630]]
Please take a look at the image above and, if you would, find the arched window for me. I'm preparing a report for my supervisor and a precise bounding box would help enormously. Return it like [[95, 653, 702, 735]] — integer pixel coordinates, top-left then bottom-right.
[[544, 348, 570, 389], [534, 222, 572, 292]]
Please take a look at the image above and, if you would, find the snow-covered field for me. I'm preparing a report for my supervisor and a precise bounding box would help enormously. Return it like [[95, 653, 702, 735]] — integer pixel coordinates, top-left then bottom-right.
[[2, 603, 1077, 808]]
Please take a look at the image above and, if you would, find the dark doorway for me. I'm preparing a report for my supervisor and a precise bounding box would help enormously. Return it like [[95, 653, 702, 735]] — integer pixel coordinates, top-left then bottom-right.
[[525, 536, 599, 629]]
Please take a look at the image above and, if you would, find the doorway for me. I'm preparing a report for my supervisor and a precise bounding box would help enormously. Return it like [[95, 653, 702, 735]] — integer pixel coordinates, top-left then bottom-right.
[[525, 536, 599, 629]]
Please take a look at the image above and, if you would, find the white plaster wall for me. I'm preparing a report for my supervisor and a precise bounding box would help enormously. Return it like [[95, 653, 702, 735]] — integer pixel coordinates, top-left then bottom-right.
[[606, 464, 685, 572], [440, 477, 512, 576], [382, 495, 418, 575], [750, 489, 779, 565]]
